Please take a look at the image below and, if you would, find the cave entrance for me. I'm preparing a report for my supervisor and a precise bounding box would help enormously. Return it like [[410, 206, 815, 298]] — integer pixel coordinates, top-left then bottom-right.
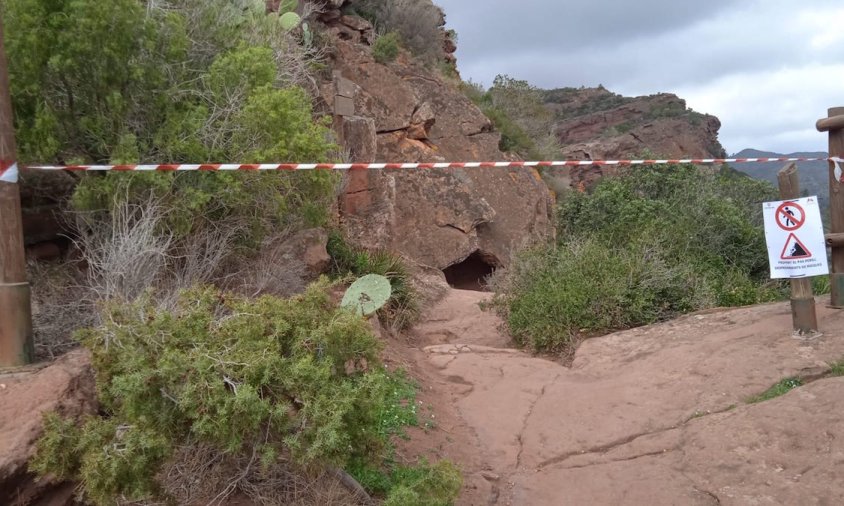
[[443, 251, 500, 291]]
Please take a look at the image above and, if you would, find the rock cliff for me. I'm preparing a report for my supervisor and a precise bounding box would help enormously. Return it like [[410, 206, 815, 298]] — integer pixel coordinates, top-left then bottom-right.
[[538, 86, 726, 191], [545, 86, 726, 160], [317, 1, 554, 270]]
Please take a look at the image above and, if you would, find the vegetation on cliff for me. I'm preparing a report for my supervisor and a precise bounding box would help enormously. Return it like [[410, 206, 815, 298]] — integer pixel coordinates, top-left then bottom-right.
[[492, 165, 784, 354], [461, 75, 561, 160], [346, 0, 445, 64], [4, 0, 339, 246], [9, 1, 459, 503]]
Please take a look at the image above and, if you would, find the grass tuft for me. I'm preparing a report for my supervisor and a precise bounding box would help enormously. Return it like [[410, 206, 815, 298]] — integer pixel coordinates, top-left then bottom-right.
[[746, 377, 803, 404]]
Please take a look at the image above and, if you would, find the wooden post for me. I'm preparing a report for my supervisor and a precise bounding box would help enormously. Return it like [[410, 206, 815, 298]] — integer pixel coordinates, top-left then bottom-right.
[[817, 107, 844, 308], [0, 18, 33, 367], [777, 163, 819, 333]]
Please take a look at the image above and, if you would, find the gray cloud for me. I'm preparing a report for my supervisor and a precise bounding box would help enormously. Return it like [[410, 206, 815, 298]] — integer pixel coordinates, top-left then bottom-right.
[[436, 0, 844, 153]]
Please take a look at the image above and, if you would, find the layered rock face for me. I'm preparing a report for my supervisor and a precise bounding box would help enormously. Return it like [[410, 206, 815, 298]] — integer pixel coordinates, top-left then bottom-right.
[[546, 88, 726, 161], [322, 36, 554, 269], [539, 87, 726, 191]]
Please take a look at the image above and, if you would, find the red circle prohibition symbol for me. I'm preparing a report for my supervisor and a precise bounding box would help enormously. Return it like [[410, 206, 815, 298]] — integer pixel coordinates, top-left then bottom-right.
[[775, 202, 805, 231]]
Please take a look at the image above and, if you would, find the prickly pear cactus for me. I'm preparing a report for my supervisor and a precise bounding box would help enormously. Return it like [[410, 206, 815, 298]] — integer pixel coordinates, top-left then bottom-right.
[[341, 274, 392, 316], [302, 22, 313, 47], [279, 11, 301, 31]]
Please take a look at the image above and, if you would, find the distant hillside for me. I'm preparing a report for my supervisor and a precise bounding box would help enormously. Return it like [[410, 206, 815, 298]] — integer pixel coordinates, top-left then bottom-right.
[[732, 149, 830, 213], [543, 86, 726, 160]]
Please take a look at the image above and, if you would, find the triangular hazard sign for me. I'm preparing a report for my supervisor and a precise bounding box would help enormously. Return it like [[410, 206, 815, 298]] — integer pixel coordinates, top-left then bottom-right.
[[780, 233, 812, 260]]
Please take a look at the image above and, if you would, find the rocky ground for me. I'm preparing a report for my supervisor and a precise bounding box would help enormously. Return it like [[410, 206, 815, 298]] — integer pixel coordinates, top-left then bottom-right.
[[5, 289, 844, 505], [400, 289, 844, 505]]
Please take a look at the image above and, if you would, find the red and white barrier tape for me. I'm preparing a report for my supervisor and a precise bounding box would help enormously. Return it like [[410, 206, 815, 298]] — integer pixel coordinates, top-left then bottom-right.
[[2, 157, 842, 184], [0, 160, 18, 183]]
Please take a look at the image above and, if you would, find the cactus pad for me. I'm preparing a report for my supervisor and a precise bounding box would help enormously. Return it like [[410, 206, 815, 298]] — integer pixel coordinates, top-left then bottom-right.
[[341, 274, 392, 316], [279, 11, 301, 31]]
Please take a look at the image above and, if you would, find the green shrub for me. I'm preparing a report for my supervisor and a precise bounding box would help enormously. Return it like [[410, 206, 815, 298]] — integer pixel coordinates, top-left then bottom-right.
[[30, 281, 423, 504], [328, 232, 420, 330], [349, 459, 462, 506], [493, 239, 708, 353], [383, 460, 463, 506], [746, 377, 802, 403], [829, 358, 844, 377], [373, 31, 401, 64], [492, 165, 783, 354], [6, 0, 340, 278]]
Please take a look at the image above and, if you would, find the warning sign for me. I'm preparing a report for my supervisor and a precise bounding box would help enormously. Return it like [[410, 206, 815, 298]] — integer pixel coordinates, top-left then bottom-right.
[[763, 197, 828, 279], [780, 233, 811, 259]]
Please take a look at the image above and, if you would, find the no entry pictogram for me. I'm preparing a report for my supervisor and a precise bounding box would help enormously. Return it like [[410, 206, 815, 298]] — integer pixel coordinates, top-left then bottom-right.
[[775, 201, 805, 231]]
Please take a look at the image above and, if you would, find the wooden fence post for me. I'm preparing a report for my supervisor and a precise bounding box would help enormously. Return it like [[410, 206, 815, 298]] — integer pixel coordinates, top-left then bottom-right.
[[777, 163, 818, 333], [816, 107, 844, 308], [0, 17, 33, 367]]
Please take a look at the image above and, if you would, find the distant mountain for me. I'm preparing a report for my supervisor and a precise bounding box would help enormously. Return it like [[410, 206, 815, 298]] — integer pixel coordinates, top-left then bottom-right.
[[732, 149, 830, 213]]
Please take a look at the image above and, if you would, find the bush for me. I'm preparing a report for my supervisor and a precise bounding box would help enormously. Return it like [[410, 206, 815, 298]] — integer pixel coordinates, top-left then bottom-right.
[[30, 281, 430, 504], [491, 239, 708, 353], [373, 31, 401, 64], [383, 460, 463, 506], [492, 165, 784, 354], [349, 458, 462, 506], [351, 0, 444, 63], [4, 0, 326, 165], [461, 75, 561, 160], [328, 232, 420, 331], [6, 0, 340, 298]]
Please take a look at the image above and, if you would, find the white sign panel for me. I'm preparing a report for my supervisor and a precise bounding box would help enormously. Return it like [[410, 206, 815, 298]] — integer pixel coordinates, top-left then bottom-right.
[[762, 196, 829, 279]]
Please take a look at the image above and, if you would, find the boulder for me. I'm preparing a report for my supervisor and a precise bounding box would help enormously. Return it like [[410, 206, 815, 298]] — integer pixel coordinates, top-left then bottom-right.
[[232, 228, 331, 298], [340, 116, 378, 164], [0, 350, 96, 505], [408, 102, 436, 140], [276, 228, 331, 277]]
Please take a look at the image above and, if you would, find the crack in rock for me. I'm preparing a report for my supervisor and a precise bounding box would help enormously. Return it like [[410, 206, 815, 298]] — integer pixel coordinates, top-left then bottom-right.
[[536, 400, 743, 472], [536, 425, 679, 470], [376, 126, 411, 135], [438, 223, 469, 234], [344, 187, 375, 196], [515, 373, 561, 470], [554, 447, 678, 471], [693, 486, 722, 505]]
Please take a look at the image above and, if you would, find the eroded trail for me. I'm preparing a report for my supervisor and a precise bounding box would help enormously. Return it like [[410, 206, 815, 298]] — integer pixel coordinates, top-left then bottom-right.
[[406, 289, 844, 505]]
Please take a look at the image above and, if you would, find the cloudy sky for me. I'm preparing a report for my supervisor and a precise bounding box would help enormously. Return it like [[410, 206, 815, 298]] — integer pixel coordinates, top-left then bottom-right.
[[435, 0, 844, 155]]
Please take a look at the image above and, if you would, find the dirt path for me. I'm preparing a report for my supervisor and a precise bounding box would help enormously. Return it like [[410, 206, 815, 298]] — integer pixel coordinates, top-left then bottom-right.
[[400, 288, 844, 505]]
